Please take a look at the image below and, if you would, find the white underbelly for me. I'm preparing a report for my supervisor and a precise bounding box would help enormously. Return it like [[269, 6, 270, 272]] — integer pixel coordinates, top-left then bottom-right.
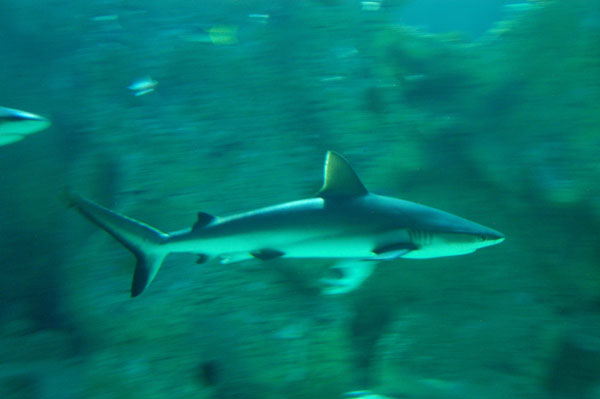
[[282, 237, 377, 258], [168, 228, 415, 261], [169, 230, 386, 259]]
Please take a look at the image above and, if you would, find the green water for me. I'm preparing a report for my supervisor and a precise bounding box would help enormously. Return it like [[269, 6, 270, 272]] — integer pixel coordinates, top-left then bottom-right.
[[0, 1, 599, 398]]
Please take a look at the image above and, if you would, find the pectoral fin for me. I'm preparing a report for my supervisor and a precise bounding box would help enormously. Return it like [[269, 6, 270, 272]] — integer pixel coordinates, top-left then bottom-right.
[[371, 242, 418, 260]]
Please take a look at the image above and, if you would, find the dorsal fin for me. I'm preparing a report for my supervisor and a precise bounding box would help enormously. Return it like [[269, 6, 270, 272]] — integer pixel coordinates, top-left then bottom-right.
[[317, 151, 368, 198], [192, 212, 216, 231]]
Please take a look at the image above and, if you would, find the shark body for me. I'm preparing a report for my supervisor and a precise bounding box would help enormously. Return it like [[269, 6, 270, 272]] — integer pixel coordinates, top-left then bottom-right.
[[0, 106, 50, 146], [68, 151, 504, 297]]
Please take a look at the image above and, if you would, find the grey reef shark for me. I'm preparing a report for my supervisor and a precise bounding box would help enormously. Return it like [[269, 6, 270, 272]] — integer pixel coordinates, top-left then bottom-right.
[[67, 151, 504, 297]]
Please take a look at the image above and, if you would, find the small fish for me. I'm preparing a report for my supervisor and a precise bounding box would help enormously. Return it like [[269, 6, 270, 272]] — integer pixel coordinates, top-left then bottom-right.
[[127, 77, 157, 96], [207, 25, 238, 45], [182, 25, 238, 45], [0, 106, 50, 146], [361, 1, 381, 11], [133, 88, 155, 97], [344, 391, 394, 399], [319, 76, 346, 82], [503, 2, 540, 14], [91, 15, 119, 22], [248, 14, 270, 24]]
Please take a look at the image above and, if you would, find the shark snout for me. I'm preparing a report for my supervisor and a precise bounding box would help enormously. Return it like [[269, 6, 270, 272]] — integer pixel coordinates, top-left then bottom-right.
[[474, 225, 505, 249], [484, 227, 504, 242], [444, 216, 505, 247]]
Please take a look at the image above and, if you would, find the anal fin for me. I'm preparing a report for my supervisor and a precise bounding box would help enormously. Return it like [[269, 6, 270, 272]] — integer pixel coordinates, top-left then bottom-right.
[[320, 260, 376, 295]]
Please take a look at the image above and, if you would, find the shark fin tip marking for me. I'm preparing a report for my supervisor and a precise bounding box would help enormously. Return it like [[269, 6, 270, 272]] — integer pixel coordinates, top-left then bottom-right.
[[196, 254, 210, 264], [131, 251, 167, 297], [131, 260, 150, 297], [250, 248, 285, 260], [317, 151, 368, 198]]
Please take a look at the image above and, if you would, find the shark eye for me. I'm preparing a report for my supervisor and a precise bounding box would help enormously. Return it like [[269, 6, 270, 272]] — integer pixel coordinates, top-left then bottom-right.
[[479, 235, 487, 241]]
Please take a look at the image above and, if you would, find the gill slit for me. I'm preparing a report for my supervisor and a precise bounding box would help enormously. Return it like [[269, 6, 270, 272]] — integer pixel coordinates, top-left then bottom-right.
[[410, 229, 432, 245]]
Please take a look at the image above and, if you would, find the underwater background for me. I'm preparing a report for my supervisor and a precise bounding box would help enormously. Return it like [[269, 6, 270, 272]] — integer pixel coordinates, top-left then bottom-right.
[[1, 0, 599, 398]]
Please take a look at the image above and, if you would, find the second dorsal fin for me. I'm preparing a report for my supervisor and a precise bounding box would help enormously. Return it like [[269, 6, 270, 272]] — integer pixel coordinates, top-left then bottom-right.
[[317, 151, 368, 198], [192, 212, 216, 231]]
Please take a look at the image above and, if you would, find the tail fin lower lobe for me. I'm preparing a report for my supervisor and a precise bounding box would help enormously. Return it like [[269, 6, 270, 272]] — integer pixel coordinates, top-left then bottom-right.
[[67, 192, 168, 297]]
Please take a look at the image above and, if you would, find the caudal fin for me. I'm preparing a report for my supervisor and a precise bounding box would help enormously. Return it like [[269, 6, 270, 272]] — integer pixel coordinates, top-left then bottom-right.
[[66, 192, 168, 297]]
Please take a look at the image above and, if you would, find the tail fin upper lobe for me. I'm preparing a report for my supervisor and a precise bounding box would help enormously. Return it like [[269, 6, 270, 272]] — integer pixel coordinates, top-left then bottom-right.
[[66, 192, 168, 296]]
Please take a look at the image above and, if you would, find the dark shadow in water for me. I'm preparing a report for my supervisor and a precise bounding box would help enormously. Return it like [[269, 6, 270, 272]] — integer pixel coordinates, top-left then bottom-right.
[[545, 330, 600, 399], [349, 292, 397, 387]]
